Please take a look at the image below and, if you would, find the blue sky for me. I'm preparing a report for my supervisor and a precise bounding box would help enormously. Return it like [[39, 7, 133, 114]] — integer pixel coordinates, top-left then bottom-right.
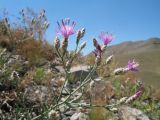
[[0, 0, 160, 54]]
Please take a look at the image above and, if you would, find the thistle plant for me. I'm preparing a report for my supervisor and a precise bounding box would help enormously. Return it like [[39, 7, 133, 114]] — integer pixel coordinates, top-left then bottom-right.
[[1, 10, 158, 120], [29, 18, 142, 120], [20, 8, 49, 41]]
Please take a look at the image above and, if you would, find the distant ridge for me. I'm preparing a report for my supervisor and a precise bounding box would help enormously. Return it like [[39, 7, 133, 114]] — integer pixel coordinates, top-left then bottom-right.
[[105, 38, 160, 56], [104, 37, 160, 88]]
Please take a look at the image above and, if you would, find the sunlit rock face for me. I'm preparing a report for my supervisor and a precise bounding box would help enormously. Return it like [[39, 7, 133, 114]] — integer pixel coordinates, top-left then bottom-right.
[[119, 106, 150, 120], [90, 78, 114, 105]]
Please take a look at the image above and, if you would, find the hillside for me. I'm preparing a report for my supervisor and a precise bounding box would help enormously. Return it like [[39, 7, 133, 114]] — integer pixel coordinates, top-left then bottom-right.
[[104, 38, 160, 88]]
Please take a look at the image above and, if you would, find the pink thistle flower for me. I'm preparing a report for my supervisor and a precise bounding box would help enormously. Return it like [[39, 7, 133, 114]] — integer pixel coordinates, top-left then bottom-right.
[[134, 90, 142, 97], [99, 32, 113, 45], [125, 90, 142, 103], [56, 18, 76, 39], [125, 59, 139, 71]]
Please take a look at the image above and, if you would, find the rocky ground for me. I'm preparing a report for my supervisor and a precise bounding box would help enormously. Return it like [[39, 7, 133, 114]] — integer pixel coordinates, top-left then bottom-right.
[[0, 48, 159, 120]]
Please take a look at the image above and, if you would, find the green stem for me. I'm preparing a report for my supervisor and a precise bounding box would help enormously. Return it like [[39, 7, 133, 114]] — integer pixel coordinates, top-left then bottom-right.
[[70, 43, 79, 65], [31, 64, 97, 120], [53, 64, 97, 108], [55, 48, 69, 104], [56, 42, 79, 104], [67, 101, 122, 109]]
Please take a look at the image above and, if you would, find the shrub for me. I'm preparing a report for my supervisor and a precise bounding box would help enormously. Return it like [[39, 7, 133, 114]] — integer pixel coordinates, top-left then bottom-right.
[[1, 10, 158, 120], [16, 39, 55, 66], [0, 9, 55, 67], [20, 67, 55, 88]]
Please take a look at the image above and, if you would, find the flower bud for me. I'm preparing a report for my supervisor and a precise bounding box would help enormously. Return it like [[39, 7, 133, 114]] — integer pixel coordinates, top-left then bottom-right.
[[44, 21, 50, 29], [76, 28, 86, 45], [21, 9, 25, 16], [125, 91, 142, 103], [76, 42, 86, 57], [31, 18, 35, 25], [113, 67, 125, 75], [76, 30, 81, 43], [93, 38, 97, 47], [46, 22, 50, 29], [66, 60, 71, 69], [4, 18, 8, 24], [54, 37, 60, 49], [40, 9, 45, 17], [4, 18, 10, 28], [106, 55, 113, 64], [80, 28, 85, 38], [101, 44, 106, 52], [62, 38, 68, 55], [95, 56, 101, 65], [119, 97, 128, 104], [80, 42, 86, 50]]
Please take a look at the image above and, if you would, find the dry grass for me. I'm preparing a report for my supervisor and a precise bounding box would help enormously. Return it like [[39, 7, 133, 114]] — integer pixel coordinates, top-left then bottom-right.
[[16, 39, 55, 66]]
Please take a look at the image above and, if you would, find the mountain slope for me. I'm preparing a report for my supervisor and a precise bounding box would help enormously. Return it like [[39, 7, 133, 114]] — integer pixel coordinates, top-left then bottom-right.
[[104, 38, 160, 88]]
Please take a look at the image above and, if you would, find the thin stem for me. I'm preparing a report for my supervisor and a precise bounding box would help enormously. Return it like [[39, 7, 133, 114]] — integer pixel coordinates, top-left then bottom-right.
[[53, 64, 97, 108], [67, 101, 122, 109], [55, 48, 69, 104], [56, 73, 69, 104], [55, 48, 65, 69], [70, 43, 78, 64], [32, 36, 96, 120], [56, 42, 79, 104], [31, 99, 121, 120]]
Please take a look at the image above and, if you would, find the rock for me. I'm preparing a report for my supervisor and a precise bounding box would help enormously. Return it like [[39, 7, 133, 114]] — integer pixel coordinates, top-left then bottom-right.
[[48, 110, 60, 120], [119, 106, 150, 120], [35, 58, 48, 67], [70, 113, 79, 120], [90, 79, 114, 105], [54, 65, 98, 83], [25, 85, 55, 104], [0, 90, 17, 112], [2, 52, 29, 77], [62, 116, 70, 120], [70, 65, 98, 83], [64, 110, 76, 116], [55, 66, 65, 73], [70, 112, 88, 120]]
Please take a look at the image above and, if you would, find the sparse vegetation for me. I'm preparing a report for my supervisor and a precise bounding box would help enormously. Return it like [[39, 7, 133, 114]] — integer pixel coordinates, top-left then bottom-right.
[[0, 9, 159, 120]]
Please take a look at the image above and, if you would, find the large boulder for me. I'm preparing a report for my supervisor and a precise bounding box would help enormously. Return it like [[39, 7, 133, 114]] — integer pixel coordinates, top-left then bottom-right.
[[55, 65, 98, 83], [70, 65, 98, 83], [119, 106, 150, 120], [90, 79, 114, 105]]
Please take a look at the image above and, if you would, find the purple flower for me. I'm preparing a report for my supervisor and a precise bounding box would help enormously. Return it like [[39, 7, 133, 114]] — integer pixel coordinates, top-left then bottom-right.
[[125, 60, 139, 71], [99, 32, 113, 45], [92, 43, 102, 58], [125, 90, 142, 103], [56, 18, 76, 39], [134, 90, 142, 98]]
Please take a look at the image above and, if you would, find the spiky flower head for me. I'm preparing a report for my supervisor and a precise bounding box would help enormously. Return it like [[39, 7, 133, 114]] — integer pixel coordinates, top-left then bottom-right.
[[56, 18, 76, 39], [99, 32, 113, 45], [125, 59, 139, 71]]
